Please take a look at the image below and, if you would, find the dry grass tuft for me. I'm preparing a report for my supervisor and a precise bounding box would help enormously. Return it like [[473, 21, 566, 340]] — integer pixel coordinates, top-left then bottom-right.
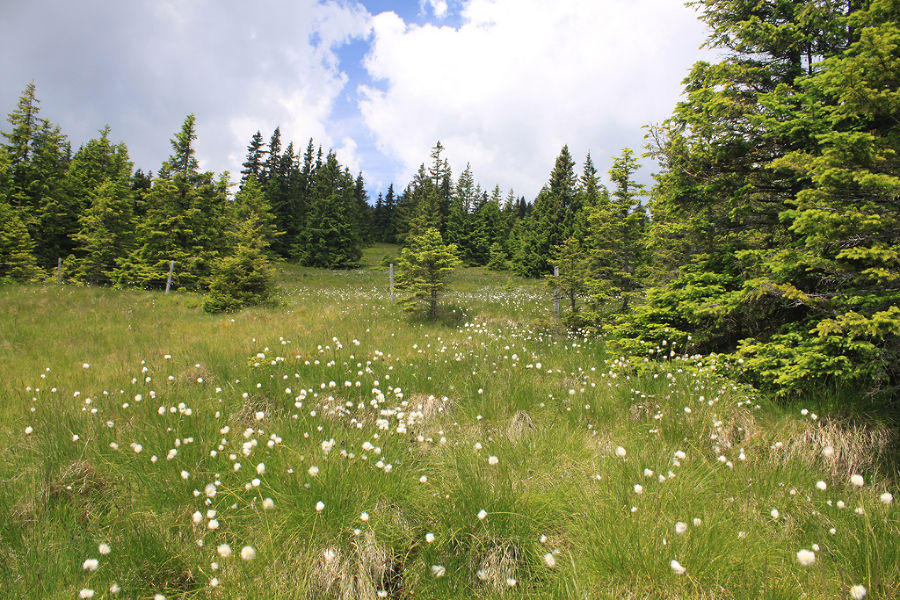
[[472, 540, 523, 592], [307, 531, 401, 599], [507, 410, 535, 441], [777, 417, 898, 480]]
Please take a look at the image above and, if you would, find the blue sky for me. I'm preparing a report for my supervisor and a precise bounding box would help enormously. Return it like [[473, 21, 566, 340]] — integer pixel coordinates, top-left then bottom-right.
[[0, 0, 712, 199]]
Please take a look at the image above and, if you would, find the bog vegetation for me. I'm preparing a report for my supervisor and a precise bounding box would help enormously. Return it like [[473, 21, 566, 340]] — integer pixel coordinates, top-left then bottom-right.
[[0, 254, 897, 599], [0, 1, 898, 597]]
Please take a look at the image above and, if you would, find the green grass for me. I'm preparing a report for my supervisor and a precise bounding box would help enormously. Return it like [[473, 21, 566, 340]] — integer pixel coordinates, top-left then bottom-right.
[[0, 261, 896, 599]]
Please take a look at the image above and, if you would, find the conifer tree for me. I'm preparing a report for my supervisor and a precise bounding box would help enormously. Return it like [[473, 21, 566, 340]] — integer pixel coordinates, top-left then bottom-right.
[[203, 175, 277, 313], [0, 147, 40, 281], [240, 131, 267, 184], [116, 115, 226, 290], [396, 227, 460, 318]]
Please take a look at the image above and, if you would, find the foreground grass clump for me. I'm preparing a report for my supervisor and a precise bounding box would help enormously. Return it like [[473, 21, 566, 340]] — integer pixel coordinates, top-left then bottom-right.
[[0, 260, 897, 599]]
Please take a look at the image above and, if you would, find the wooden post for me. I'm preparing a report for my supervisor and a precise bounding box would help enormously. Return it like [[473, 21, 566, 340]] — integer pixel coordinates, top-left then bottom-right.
[[389, 263, 395, 305], [57, 257, 62, 284], [165, 260, 174, 295], [553, 266, 560, 317]]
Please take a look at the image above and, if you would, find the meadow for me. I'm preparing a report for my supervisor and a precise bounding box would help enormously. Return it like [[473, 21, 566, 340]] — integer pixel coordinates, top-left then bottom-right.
[[1, 245, 897, 599]]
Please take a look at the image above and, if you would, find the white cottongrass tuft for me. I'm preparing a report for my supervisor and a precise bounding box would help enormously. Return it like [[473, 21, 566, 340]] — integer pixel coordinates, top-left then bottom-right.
[[816, 481, 827, 491], [880, 492, 893, 504], [79, 590, 95, 599], [670, 559, 686, 575], [488, 455, 499, 465], [633, 484, 644, 495], [615, 446, 627, 458], [822, 445, 835, 458], [316, 501, 325, 512], [850, 474, 865, 488], [82, 558, 99, 571], [308, 465, 319, 477], [850, 584, 867, 599], [360, 512, 370, 522], [240, 545, 256, 560], [425, 532, 435, 543], [770, 508, 780, 519], [675, 522, 688, 535], [543, 552, 556, 568], [262, 497, 275, 510], [477, 509, 488, 520], [216, 543, 232, 558], [796, 549, 816, 566], [98, 543, 111, 555], [431, 564, 446, 577]]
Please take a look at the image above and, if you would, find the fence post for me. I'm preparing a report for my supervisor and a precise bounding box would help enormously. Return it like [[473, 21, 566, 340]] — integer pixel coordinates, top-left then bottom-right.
[[389, 263, 394, 305], [165, 260, 174, 295], [553, 265, 560, 317], [57, 257, 62, 284]]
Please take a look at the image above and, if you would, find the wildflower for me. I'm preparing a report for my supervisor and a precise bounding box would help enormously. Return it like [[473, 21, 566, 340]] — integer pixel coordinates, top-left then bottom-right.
[[543, 552, 556, 567], [850, 584, 867, 599], [308, 466, 319, 477], [675, 522, 687, 535], [615, 446, 627, 458], [360, 512, 370, 522], [796, 549, 816, 566], [82, 558, 99, 571], [670, 559, 686, 575], [880, 492, 893, 504], [850, 474, 865, 488], [431, 564, 446, 577], [240, 545, 256, 560]]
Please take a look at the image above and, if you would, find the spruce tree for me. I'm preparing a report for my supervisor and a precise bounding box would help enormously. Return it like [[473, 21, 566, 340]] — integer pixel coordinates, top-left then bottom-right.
[[395, 227, 461, 318]]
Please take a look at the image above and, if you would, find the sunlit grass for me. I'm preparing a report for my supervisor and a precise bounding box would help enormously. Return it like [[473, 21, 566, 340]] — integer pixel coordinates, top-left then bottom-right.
[[0, 261, 896, 599]]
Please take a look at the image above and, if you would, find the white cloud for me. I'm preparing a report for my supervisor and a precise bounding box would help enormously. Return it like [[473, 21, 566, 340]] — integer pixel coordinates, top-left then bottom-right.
[[360, 0, 711, 197], [0, 0, 371, 178], [421, 0, 450, 18]]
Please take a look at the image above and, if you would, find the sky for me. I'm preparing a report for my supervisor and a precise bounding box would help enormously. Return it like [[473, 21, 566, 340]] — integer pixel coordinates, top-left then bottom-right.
[[0, 0, 713, 200]]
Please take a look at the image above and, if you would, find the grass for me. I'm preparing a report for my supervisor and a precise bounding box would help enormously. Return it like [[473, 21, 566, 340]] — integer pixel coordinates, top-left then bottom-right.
[[0, 253, 897, 599]]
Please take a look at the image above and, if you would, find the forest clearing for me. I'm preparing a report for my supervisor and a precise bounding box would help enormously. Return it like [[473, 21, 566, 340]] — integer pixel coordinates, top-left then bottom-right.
[[1, 251, 896, 599]]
